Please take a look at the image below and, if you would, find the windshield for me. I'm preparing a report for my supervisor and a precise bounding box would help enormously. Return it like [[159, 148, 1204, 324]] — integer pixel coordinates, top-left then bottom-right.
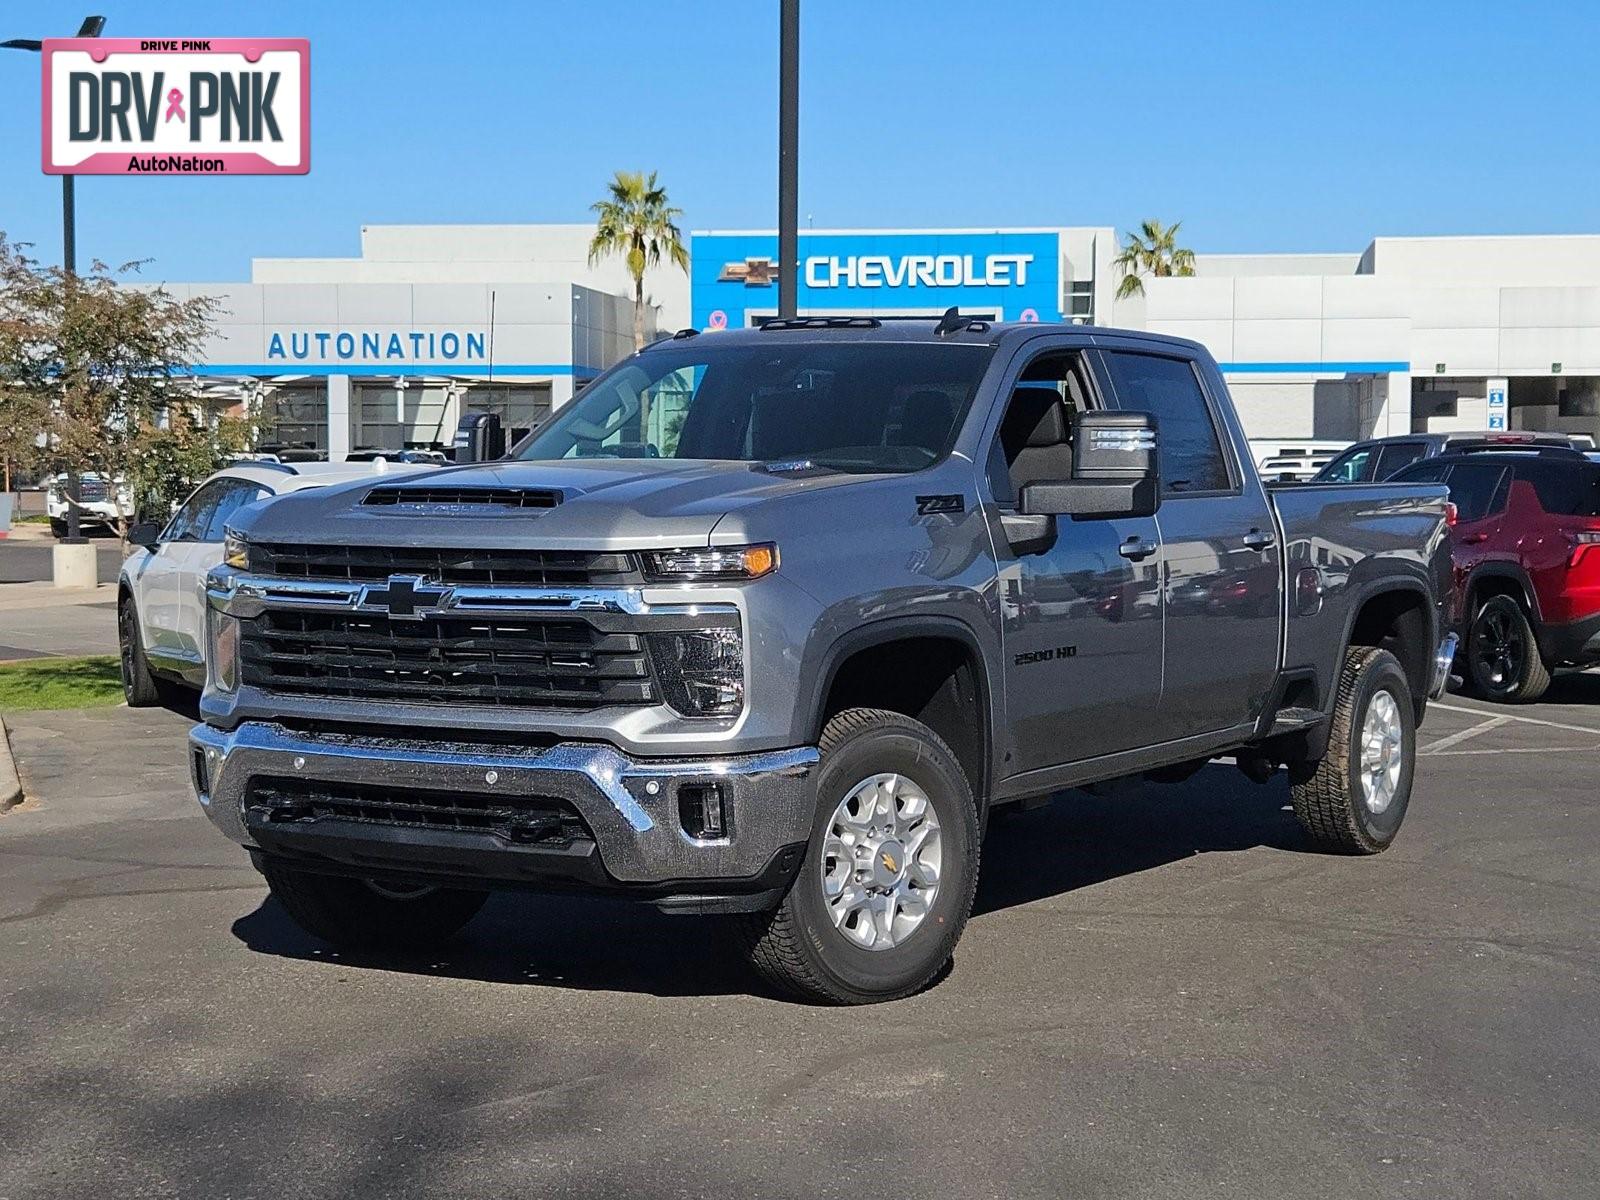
[[515, 340, 995, 473]]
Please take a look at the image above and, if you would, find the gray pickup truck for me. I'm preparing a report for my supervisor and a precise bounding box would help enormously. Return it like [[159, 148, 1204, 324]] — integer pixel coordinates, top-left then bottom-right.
[[192, 316, 1456, 1004]]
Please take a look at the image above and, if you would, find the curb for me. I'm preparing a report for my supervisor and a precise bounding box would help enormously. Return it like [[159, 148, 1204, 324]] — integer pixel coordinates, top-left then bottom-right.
[[0, 716, 21, 812]]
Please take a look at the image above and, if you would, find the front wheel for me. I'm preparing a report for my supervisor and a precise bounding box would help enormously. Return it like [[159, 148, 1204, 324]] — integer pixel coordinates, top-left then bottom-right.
[[1290, 646, 1416, 855], [739, 708, 981, 1004], [1467, 594, 1551, 703], [261, 859, 488, 950], [118, 598, 164, 708]]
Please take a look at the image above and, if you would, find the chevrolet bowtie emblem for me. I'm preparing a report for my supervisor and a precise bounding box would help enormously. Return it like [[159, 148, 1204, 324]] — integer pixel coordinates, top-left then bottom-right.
[[718, 257, 780, 286], [361, 574, 452, 619], [880, 851, 899, 874]]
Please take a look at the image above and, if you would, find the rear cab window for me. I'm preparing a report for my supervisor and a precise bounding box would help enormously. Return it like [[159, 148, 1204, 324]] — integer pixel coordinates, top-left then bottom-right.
[[1099, 350, 1232, 494]]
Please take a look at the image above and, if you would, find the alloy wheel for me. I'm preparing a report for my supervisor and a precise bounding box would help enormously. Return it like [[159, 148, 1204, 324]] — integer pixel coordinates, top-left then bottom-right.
[[820, 773, 942, 951]]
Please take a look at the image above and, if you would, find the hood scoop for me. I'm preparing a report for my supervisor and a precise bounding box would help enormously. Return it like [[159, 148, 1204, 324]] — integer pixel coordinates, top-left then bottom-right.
[[361, 485, 563, 511]]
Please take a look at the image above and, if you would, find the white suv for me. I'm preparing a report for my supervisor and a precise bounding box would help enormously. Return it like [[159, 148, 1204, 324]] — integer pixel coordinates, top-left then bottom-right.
[[117, 460, 426, 706]]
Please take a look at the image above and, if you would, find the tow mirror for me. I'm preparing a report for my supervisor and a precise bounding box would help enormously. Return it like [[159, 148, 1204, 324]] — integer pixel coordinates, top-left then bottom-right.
[[127, 521, 161, 549], [1020, 411, 1160, 520]]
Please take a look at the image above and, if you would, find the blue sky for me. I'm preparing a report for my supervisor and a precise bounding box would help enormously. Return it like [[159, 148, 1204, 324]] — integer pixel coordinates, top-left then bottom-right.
[[2, 0, 1595, 283]]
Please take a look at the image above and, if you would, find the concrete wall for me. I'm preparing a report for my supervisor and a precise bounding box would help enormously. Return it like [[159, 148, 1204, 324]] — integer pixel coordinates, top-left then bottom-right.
[[252, 224, 693, 330]]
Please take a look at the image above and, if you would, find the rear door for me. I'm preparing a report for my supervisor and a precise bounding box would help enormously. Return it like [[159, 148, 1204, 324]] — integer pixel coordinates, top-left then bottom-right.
[[1443, 461, 1511, 582], [1097, 345, 1282, 740]]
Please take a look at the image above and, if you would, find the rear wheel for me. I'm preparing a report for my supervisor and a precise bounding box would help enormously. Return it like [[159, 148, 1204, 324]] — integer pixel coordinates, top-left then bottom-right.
[[1467, 594, 1551, 703], [1290, 646, 1415, 855], [49, 518, 67, 538], [739, 708, 980, 1004], [261, 859, 488, 950]]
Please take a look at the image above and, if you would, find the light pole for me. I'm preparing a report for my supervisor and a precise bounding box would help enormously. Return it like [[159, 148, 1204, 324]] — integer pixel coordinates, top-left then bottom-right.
[[2, 14, 106, 546], [777, 0, 799, 319]]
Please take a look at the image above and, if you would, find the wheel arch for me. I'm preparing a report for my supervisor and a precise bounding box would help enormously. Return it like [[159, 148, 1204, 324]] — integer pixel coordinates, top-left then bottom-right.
[[807, 616, 995, 811], [1341, 581, 1436, 722], [1464, 563, 1542, 624]]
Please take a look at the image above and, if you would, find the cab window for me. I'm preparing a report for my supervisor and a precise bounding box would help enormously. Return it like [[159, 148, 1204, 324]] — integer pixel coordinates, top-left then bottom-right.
[[1318, 444, 1377, 483]]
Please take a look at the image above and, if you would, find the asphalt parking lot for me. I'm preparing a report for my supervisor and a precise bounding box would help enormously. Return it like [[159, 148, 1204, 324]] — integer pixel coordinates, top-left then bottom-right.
[[3, 679, 1598, 1199]]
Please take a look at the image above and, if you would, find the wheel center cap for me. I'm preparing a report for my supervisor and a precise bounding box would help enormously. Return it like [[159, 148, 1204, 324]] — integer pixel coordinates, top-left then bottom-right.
[[870, 839, 907, 887]]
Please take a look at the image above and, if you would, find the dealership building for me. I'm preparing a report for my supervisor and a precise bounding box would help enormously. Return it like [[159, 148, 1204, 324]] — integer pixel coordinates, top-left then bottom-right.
[[170, 223, 1600, 455]]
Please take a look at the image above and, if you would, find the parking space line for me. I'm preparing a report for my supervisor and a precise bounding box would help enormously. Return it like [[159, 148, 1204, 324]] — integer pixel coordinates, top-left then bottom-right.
[[1426, 744, 1600, 755], [1432, 700, 1600, 737], [1422, 716, 1512, 755]]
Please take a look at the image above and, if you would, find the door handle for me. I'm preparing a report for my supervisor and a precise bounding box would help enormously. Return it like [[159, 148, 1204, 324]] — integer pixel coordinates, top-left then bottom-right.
[[1242, 528, 1275, 550], [1118, 536, 1156, 561], [1460, 531, 1490, 545]]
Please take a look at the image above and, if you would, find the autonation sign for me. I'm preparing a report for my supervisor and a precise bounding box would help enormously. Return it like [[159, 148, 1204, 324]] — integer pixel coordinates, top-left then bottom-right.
[[42, 38, 309, 175], [692, 230, 1061, 329]]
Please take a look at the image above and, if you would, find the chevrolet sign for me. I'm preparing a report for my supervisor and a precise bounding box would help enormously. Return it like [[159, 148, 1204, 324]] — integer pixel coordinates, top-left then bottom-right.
[[804, 253, 1033, 289]]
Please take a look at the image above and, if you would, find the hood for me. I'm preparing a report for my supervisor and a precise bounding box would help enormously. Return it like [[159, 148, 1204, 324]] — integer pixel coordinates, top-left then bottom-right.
[[232, 457, 883, 550]]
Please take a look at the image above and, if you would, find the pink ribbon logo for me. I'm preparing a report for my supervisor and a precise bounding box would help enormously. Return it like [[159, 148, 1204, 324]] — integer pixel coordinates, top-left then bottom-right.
[[164, 88, 185, 123]]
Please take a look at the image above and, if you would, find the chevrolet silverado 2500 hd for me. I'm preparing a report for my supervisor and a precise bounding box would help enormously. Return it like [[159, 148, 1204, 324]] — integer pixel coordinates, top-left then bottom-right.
[[191, 317, 1455, 1004]]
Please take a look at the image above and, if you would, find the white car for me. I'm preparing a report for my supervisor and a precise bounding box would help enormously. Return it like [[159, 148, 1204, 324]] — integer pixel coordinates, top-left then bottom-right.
[[117, 460, 427, 705], [46, 472, 134, 535]]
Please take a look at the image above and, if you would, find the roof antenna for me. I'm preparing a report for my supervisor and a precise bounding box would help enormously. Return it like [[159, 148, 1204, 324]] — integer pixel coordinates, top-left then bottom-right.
[[933, 306, 966, 337]]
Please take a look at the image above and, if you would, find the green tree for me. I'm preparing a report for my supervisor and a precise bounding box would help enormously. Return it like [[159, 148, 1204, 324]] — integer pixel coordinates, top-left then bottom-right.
[[1114, 219, 1197, 298], [0, 235, 248, 542], [588, 170, 689, 354]]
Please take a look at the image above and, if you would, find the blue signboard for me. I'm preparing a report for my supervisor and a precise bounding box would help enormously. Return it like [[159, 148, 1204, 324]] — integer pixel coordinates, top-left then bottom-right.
[[691, 230, 1062, 329]]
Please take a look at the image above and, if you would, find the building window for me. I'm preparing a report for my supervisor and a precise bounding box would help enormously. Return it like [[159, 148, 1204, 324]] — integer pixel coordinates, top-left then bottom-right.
[[1067, 279, 1094, 323]]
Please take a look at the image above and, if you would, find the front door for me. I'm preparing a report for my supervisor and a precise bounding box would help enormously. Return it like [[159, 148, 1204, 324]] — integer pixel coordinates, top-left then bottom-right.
[[984, 345, 1165, 775]]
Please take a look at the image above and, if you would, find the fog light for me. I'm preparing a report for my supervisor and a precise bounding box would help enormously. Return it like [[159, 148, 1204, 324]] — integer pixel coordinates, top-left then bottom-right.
[[679, 783, 726, 840]]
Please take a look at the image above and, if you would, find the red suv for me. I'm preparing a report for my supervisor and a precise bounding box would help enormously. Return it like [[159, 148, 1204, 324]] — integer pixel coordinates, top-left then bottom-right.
[[1392, 449, 1600, 702]]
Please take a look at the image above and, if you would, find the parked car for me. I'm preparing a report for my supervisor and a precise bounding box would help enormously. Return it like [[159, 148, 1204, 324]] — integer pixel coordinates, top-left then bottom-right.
[[1314, 431, 1586, 484], [191, 318, 1454, 1004], [45, 472, 134, 535], [1391, 449, 1600, 701], [117, 460, 426, 706], [1250, 440, 1349, 481], [346, 447, 451, 465]]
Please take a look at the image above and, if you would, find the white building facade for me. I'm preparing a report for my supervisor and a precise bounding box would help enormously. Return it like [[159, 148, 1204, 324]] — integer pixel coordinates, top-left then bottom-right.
[[167, 225, 1600, 457], [1117, 234, 1600, 446]]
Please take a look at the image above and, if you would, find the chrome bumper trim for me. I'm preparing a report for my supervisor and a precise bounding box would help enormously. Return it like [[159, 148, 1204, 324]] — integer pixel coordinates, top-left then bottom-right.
[[188, 722, 820, 884]]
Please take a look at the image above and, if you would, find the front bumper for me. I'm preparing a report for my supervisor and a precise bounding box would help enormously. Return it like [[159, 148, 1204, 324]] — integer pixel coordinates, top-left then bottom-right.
[[189, 721, 819, 910]]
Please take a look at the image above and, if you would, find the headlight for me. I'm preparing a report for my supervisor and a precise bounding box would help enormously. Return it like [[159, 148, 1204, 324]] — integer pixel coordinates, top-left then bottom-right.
[[647, 625, 744, 717], [208, 610, 240, 694], [642, 543, 777, 582], [223, 531, 249, 570]]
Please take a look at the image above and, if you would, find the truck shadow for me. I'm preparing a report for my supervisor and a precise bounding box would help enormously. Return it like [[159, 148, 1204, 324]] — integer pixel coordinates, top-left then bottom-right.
[[972, 764, 1304, 917], [232, 764, 1301, 998]]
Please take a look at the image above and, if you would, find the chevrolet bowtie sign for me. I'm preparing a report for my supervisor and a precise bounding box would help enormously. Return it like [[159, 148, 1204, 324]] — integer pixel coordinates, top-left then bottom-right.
[[41, 38, 310, 175]]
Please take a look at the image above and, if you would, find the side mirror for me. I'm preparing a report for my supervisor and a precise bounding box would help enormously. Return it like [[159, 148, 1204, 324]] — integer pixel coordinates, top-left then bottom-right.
[[1019, 410, 1160, 520], [127, 521, 161, 549]]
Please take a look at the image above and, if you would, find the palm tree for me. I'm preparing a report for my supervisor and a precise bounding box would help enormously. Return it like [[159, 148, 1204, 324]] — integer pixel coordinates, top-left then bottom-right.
[[1114, 219, 1197, 298], [588, 170, 689, 353]]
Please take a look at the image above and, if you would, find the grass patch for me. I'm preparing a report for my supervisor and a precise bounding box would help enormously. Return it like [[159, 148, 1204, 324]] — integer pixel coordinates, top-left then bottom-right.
[[15, 514, 53, 525], [0, 655, 123, 712]]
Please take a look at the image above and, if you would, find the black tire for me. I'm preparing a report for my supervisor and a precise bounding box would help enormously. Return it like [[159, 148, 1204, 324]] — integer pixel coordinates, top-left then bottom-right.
[[738, 708, 981, 1004], [1466, 594, 1551, 703], [118, 597, 164, 708], [260, 858, 488, 950], [49, 518, 67, 538], [1291, 646, 1416, 855]]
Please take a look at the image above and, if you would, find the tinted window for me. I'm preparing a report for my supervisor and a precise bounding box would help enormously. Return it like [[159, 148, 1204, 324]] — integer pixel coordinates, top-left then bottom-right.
[[1512, 461, 1600, 516], [1444, 464, 1508, 522], [164, 481, 226, 542], [1317, 444, 1377, 483], [1101, 352, 1230, 493], [1374, 441, 1428, 480], [1392, 460, 1449, 484], [203, 480, 269, 541]]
